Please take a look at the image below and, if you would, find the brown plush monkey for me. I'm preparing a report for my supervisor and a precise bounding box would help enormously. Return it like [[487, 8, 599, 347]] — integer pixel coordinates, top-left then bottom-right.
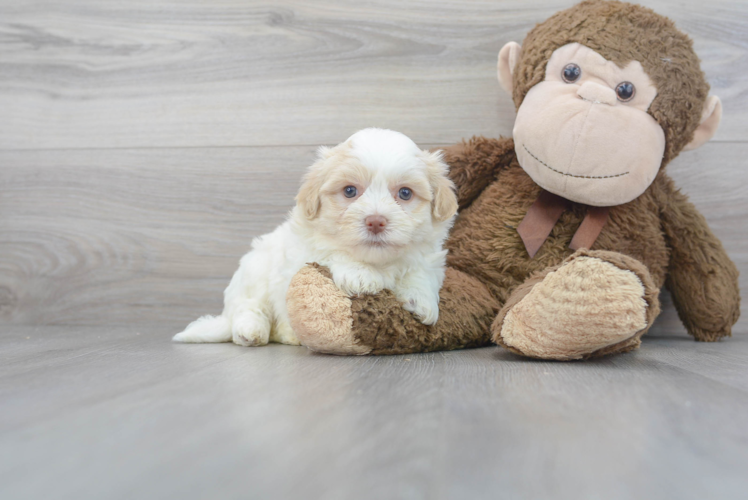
[[285, 0, 741, 360]]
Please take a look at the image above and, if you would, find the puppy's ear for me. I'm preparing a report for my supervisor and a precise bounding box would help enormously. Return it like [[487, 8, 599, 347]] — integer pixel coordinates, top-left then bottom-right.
[[296, 158, 326, 220], [316, 145, 333, 159], [422, 151, 458, 222]]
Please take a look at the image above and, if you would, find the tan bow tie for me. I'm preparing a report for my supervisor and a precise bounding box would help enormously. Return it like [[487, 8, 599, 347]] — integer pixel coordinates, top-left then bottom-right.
[[516, 190, 610, 258]]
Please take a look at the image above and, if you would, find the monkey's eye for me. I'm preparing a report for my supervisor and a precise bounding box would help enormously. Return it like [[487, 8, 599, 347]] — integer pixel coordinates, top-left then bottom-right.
[[343, 186, 357, 198], [562, 63, 582, 83], [398, 187, 413, 201], [615, 81, 636, 102]]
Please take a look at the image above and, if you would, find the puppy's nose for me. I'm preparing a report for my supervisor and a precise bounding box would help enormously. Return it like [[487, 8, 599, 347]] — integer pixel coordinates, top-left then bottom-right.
[[365, 215, 388, 234]]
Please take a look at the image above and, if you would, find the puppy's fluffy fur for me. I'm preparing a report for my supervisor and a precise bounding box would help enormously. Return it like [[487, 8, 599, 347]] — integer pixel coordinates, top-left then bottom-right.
[[173, 128, 458, 346]]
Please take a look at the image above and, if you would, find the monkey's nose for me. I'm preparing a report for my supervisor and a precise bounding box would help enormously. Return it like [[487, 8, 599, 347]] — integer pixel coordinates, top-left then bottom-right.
[[577, 81, 617, 106], [365, 215, 388, 235]]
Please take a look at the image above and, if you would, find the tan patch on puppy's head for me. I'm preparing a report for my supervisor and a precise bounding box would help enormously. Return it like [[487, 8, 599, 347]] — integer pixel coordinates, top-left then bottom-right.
[[296, 142, 354, 220]]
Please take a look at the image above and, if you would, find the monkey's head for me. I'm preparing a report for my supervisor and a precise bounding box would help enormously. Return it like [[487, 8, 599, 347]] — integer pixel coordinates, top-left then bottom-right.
[[499, 0, 721, 206]]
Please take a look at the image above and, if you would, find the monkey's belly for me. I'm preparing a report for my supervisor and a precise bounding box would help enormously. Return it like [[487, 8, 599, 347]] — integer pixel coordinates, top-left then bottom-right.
[[445, 164, 670, 304]]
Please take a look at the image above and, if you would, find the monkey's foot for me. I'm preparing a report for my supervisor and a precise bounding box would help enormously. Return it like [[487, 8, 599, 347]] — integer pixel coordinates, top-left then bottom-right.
[[286, 264, 371, 355], [492, 250, 660, 360]]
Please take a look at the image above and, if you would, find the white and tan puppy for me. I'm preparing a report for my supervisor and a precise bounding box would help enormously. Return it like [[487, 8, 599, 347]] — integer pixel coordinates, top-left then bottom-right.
[[173, 128, 458, 347]]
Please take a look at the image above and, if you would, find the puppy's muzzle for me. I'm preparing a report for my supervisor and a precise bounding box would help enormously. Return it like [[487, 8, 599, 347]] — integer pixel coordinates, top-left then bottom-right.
[[365, 215, 388, 235]]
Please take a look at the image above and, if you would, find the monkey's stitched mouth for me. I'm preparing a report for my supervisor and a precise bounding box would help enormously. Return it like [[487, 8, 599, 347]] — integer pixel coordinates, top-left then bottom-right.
[[522, 144, 629, 179]]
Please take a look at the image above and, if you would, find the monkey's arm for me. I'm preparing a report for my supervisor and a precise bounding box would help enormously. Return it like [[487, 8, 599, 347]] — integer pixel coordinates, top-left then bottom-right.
[[437, 136, 516, 209], [287, 265, 499, 355], [659, 183, 741, 341]]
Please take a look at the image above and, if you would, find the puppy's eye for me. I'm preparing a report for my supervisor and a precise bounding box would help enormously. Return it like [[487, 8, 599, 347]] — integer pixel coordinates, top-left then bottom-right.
[[615, 81, 636, 102], [343, 186, 357, 198], [398, 187, 413, 201], [562, 63, 581, 83]]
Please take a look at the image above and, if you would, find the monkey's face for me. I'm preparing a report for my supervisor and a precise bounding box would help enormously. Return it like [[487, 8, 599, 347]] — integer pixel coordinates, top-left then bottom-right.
[[511, 43, 665, 207]]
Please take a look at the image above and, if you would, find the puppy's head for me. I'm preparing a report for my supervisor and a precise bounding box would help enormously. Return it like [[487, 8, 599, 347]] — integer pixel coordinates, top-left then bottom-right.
[[296, 128, 457, 263]]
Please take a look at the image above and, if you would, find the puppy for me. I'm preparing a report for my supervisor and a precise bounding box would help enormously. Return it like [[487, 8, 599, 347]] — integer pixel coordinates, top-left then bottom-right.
[[173, 128, 458, 347]]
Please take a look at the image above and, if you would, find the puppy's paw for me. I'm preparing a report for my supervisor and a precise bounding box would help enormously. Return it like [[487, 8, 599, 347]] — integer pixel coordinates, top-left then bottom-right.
[[231, 310, 271, 347], [270, 320, 301, 346], [331, 264, 384, 297], [400, 293, 440, 325]]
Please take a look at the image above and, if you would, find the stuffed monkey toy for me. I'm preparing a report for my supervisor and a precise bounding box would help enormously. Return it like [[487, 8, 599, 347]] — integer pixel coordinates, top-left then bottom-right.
[[285, 0, 741, 360]]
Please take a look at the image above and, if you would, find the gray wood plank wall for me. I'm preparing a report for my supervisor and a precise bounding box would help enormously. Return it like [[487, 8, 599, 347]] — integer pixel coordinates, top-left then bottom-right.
[[1, 0, 746, 335]]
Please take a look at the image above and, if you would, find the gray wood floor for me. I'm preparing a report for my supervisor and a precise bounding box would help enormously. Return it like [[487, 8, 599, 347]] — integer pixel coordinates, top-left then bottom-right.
[[2, 326, 748, 500], [1, 1, 747, 499]]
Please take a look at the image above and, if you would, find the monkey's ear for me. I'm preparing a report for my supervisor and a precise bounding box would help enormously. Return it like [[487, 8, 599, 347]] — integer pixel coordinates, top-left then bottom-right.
[[683, 96, 722, 151], [497, 42, 522, 95]]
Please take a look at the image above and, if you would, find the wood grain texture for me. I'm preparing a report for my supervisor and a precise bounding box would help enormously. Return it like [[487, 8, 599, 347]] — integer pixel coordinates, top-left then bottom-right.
[[1, 325, 748, 500], [0, 145, 315, 325], [1, 142, 745, 336], [0, 0, 747, 150]]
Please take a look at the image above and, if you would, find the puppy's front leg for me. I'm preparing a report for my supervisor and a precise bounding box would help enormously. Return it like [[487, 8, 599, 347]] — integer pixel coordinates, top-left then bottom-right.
[[394, 269, 442, 326], [328, 262, 385, 297]]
